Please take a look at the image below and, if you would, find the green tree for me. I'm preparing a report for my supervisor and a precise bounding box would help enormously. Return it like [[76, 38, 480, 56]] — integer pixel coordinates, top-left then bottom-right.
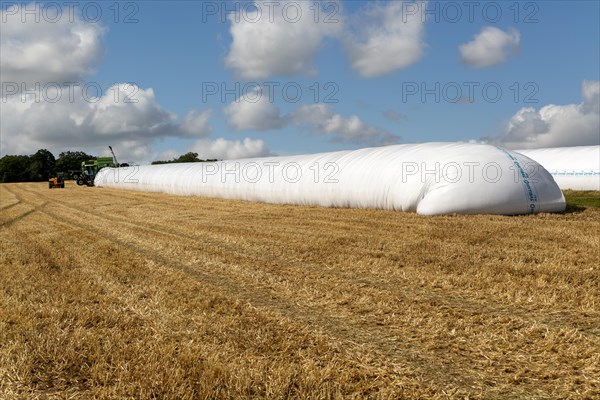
[[174, 152, 201, 163], [56, 151, 96, 172], [0, 155, 32, 182], [27, 149, 56, 181], [152, 152, 205, 164]]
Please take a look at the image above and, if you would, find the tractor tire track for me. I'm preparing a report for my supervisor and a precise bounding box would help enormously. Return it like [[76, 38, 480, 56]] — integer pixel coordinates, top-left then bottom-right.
[[7, 183, 600, 398], [0, 186, 46, 228], [25, 185, 600, 338], [15, 185, 482, 394], [18, 185, 600, 398]]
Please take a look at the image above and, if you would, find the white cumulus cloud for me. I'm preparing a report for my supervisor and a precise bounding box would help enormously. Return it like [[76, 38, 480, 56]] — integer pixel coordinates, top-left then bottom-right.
[[189, 138, 272, 160], [224, 1, 426, 79], [225, 1, 341, 79], [459, 27, 520, 68], [222, 89, 398, 146], [485, 81, 600, 149], [0, 84, 213, 161], [87, 85, 178, 136], [155, 149, 180, 162], [1, 3, 104, 86], [223, 88, 287, 131], [293, 104, 400, 145], [180, 109, 213, 137], [344, 1, 426, 78], [0, 9, 228, 164]]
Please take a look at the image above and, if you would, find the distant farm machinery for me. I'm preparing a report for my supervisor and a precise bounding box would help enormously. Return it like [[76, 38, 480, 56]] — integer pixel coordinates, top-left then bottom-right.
[[71, 146, 128, 186], [48, 173, 65, 189]]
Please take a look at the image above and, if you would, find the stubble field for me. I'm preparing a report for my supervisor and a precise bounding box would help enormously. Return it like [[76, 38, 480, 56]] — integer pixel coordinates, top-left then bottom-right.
[[1, 182, 599, 399]]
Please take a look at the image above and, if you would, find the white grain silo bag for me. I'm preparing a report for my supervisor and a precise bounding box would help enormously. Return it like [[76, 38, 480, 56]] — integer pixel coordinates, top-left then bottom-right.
[[96, 142, 566, 215], [516, 146, 600, 190]]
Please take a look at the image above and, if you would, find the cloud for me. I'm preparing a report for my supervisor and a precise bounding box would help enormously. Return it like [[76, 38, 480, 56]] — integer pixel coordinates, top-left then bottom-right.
[[188, 138, 272, 160], [459, 27, 520, 68], [87, 85, 178, 136], [223, 88, 287, 131], [155, 149, 180, 162], [1, 3, 105, 86], [180, 109, 213, 137], [0, 84, 212, 160], [224, 1, 426, 79], [222, 88, 399, 146], [225, 1, 340, 79], [293, 104, 400, 145], [0, 10, 215, 163], [485, 81, 600, 149], [383, 110, 407, 122], [344, 1, 426, 78], [100, 140, 156, 164]]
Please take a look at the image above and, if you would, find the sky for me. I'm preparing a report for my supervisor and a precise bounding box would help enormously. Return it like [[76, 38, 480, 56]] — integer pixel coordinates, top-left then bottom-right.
[[1, 0, 599, 163]]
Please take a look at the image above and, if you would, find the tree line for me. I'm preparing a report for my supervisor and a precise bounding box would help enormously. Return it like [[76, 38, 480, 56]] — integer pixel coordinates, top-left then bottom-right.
[[0, 150, 219, 183], [151, 152, 218, 165], [0, 150, 96, 183]]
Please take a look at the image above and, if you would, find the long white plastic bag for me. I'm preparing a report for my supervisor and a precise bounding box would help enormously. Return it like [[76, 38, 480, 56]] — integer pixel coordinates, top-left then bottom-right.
[[96, 142, 566, 215], [516, 146, 600, 190]]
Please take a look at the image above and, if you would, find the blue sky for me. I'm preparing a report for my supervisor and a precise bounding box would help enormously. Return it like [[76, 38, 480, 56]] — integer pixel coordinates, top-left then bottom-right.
[[1, 1, 599, 162]]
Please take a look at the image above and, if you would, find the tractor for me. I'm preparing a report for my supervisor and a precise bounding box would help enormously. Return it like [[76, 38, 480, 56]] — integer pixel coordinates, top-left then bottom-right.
[[49, 173, 65, 189], [73, 146, 128, 186], [75, 157, 115, 186]]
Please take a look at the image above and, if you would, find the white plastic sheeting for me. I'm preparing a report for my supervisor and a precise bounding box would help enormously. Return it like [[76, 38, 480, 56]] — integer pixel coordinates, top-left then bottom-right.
[[95, 143, 566, 215], [516, 146, 600, 190]]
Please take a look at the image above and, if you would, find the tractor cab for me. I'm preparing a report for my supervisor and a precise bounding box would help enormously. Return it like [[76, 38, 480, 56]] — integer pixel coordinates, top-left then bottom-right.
[[83, 161, 96, 177]]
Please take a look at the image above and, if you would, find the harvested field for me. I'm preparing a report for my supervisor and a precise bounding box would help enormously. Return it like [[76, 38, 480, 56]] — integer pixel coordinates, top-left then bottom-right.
[[1, 182, 599, 399]]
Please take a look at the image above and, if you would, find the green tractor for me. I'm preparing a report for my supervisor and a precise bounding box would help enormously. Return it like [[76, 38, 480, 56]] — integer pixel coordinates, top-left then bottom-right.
[[74, 157, 115, 186], [73, 146, 127, 186]]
